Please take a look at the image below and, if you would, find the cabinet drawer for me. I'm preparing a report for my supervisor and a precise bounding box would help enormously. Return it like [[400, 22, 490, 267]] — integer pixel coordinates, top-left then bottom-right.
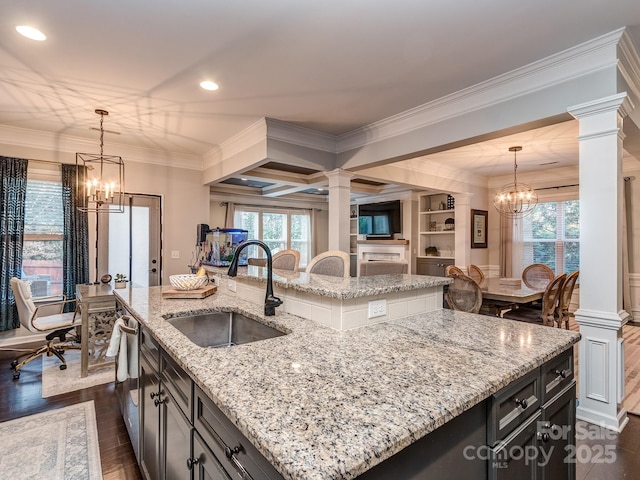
[[140, 327, 159, 369], [541, 348, 574, 405], [161, 351, 192, 422], [194, 385, 283, 480], [489, 410, 542, 480], [488, 369, 541, 445]]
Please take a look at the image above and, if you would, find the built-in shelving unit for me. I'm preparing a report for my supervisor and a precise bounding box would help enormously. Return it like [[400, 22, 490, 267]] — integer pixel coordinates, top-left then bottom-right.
[[418, 193, 455, 260]]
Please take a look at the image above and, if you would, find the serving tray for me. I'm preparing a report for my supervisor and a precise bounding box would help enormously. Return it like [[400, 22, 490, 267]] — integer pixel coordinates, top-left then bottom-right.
[[162, 284, 217, 299]]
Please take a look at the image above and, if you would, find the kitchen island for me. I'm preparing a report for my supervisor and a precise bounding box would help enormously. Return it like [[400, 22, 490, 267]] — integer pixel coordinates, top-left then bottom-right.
[[114, 274, 580, 480]]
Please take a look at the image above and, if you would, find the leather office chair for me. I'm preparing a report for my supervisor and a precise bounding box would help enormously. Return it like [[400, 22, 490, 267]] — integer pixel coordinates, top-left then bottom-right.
[[9, 277, 81, 380], [306, 250, 351, 278], [272, 249, 300, 272]]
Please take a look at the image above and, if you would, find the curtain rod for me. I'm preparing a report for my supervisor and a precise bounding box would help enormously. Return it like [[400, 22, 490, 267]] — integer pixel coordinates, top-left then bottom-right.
[[535, 183, 579, 192]]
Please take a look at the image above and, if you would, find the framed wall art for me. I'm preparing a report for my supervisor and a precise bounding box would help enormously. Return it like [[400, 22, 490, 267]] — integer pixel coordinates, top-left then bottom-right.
[[471, 209, 488, 249]]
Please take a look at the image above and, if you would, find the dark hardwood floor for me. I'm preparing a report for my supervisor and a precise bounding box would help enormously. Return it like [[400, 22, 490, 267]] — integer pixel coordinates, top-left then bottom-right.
[[0, 344, 142, 480], [2, 343, 640, 479]]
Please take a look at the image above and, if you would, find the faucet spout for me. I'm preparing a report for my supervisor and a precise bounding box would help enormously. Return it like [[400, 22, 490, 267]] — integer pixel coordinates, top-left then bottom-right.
[[227, 240, 283, 316]]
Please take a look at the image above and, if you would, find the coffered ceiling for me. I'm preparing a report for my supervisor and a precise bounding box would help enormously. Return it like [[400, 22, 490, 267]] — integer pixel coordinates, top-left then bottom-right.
[[2, 1, 640, 197]]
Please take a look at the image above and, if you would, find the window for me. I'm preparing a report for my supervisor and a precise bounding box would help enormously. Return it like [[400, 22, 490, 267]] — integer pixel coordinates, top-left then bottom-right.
[[23, 175, 64, 296], [234, 207, 311, 268], [522, 200, 579, 275]]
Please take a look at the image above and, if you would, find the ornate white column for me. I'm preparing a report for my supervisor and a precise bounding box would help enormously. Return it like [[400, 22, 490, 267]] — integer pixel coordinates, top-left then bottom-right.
[[325, 169, 354, 253], [568, 93, 634, 432]]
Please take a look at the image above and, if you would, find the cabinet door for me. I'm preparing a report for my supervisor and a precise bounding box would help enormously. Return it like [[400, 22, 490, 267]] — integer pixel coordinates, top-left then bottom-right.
[[540, 383, 576, 480], [417, 258, 453, 277], [193, 431, 232, 480], [162, 390, 193, 480], [140, 356, 161, 480], [489, 410, 542, 480]]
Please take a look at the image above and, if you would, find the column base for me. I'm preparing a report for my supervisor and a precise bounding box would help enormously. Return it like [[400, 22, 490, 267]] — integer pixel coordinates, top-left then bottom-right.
[[576, 403, 628, 432]]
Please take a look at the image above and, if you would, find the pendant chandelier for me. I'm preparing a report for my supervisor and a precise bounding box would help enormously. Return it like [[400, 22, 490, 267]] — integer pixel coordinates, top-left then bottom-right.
[[493, 146, 537, 218], [76, 109, 125, 213]]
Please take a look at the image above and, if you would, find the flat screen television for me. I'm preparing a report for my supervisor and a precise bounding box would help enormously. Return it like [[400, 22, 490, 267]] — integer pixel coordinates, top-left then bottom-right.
[[358, 200, 402, 238]]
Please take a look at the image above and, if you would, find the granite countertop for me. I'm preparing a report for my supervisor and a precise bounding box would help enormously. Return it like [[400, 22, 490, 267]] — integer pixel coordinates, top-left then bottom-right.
[[115, 285, 580, 480], [204, 265, 452, 299]]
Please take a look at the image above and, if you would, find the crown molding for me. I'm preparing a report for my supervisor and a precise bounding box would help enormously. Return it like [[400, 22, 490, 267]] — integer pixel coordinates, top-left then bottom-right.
[[265, 118, 337, 153], [203, 118, 271, 172], [618, 30, 640, 104], [337, 28, 626, 154], [0, 124, 203, 170]]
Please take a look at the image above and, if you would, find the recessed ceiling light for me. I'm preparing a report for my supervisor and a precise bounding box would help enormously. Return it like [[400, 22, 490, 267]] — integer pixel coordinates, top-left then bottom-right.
[[16, 25, 46, 41], [200, 80, 219, 91], [317, 188, 324, 191], [240, 178, 247, 181]]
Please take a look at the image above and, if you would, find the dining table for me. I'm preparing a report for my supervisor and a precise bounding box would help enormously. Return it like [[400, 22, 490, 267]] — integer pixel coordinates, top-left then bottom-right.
[[480, 277, 545, 303], [480, 277, 545, 316]]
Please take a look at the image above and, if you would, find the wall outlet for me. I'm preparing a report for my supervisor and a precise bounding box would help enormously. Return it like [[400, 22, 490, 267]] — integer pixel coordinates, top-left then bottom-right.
[[171, 250, 180, 259], [368, 298, 387, 319], [228, 279, 237, 292]]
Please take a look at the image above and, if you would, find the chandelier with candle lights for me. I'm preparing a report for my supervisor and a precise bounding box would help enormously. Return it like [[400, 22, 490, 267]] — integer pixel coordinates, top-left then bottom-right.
[[76, 109, 125, 213], [493, 146, 537, 218]]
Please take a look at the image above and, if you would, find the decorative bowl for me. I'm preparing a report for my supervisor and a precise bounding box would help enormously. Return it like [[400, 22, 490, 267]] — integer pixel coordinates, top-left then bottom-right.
[[169, 274, 208, 291]]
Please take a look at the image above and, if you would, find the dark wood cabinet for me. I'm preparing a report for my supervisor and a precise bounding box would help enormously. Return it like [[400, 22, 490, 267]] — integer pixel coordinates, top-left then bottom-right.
[[488, 348, 576, 480], [416, 257, 454, 276]]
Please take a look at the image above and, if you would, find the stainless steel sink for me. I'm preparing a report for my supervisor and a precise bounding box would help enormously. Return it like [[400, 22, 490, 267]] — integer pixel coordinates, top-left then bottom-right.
[[166, 311, 285, 348]]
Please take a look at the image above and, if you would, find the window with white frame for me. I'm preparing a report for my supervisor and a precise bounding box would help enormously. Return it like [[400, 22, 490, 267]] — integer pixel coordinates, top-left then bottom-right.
[[234, 206, 311, 268], [22, 167, 64, 296], [522, 200, 579, 275]]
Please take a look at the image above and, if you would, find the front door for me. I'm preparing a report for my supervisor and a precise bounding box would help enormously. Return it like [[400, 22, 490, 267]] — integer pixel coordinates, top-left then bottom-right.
[[99, 194, 161, 286]]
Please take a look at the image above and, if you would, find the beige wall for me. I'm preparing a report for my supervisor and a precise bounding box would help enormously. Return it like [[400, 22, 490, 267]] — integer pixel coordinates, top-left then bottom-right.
[[0, 144, 210, 283], [123, 161, 210, 280]]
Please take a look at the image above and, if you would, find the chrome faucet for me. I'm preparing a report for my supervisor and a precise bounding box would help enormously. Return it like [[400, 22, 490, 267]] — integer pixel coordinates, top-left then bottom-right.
[[227, 240, 283, 316]]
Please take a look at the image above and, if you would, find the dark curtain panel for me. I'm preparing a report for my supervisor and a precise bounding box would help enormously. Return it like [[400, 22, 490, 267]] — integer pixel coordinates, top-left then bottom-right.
[[62, 164, 89, 309], [0, 156, 28, 331]]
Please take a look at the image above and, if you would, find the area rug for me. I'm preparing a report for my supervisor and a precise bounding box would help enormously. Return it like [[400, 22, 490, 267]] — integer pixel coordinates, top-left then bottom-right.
[[42, 350, 114, 398], [0, 401, 102, 480]]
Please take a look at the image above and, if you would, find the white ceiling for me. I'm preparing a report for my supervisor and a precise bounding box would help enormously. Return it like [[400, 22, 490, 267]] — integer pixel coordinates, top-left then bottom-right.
[[1, 0, 640, 184]]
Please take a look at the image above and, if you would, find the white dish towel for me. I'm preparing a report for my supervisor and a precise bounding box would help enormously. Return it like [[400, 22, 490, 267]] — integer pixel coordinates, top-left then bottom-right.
[[106, 316, 139, 382]]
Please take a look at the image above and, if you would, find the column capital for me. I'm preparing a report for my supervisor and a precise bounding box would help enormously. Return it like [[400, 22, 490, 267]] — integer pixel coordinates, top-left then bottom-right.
[[568, 92, 635, 119], [325, 168, 355, 182]]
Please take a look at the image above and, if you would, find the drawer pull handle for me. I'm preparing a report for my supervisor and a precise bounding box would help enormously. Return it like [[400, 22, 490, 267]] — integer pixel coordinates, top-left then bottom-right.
[[555, 369, 568, 379], [537, 431, 550, 443], [154, 396, 166, 407], [150, 391, 159, 399], [514, 398, 528, 410], [186, 457, 200, 470], [225, 445, 254, 480]]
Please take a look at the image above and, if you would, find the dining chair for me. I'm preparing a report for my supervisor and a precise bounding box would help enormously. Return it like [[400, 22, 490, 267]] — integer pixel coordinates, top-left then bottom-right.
[[444, 274, 483, 314], [359, 259, 408, 276], [504, 274, 567, 326], [445, 265, 465, 277], [9, 277, 82, 380], [556, 270, 579, 329], [522, 263, 554, 289], [272, 249, 300, 272], [466, 264, 485, 286], [306, 250, 351, 278], [247, 257, 268, 267]]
